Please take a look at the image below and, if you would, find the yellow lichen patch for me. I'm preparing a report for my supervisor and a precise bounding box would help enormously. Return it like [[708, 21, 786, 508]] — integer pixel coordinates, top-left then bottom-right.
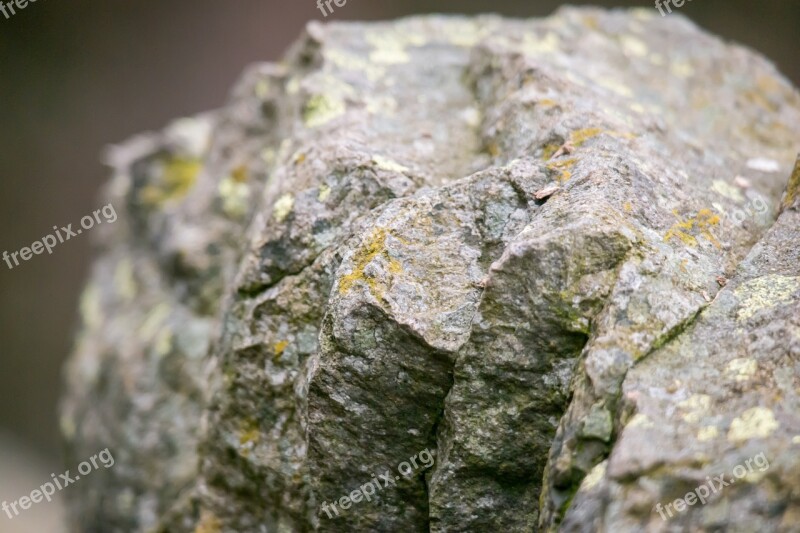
[[725, 358, 758, 382], [317, 74, 358, 102], [273, 193, 295, 223], [286, 76, 301, 95], [339, 228, 386, 294], [623, 201, 633, 213], [735, 275, 800, 322], [520, 32, 560, 55], [728, 407, 779, 442], [542, 143, 560, 160], [387, 257, 403, 275], [571, 127, 604, 147], [365, 28, 426, 51], [218, 176, 251, 218], [303, 94, 346, 128], [670, 61, 694, 78], [697, 426, 719, 442], [140, 157, 202, 206], [547, 158, 577, 182], [370, 47, 410, 65], [261, 147, 276, 166], [79, 283, 102, 329], [113, 259, 137, 302], [60, 413, 76, 440], [664, 208, 721, 248], [783, 155, 800, 210], [677, 394, 712, 424], [255, 79, 270, 99], [756, 74, 782, 93], [626, 413, 654, 428], [274, 340, 289, 360], [323, 48, 385, 82], [139, 303, 171, 342], [548, 128, 634, 160], [596, 77, 634, 98], [538, 98, 558, 107], [711, 179, 745, 203], [232, 165, 249, 183], [438, 20, 487, 47], [338, 228, 402, 299], [373, 155, 409, 174], [194, 510, 222, 533], [155, 329, 173, 357], [583, 14, 599, 30], [741, 89, 779, 113], [239, 420, 260, 449], [365, 95, 398, 116], [630, 102, 646, 114], [632, 7, 656, 20], [620, 35, 648, 57], [364, 27, 430, 64], [318, 183, 332, 203], [580, 461, 607, 491]]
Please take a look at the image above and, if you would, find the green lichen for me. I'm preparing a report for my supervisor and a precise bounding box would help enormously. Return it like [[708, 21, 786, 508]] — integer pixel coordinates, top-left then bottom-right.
[[303, 94, 346, 128], [79, 283, 102, 329], [727, 407, 779, 442], [140, 156, 202, 206], [317, 184, 331, 202], [113, 259, 137, 301], [735, 275, 800, 322], [373, 155, 409, 173], [218, 170, 251, 218], [273, 193, 295, 223]]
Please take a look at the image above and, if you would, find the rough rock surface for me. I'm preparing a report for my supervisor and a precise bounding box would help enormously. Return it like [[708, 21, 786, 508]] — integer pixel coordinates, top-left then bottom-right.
[[61, 7, 800, 532]]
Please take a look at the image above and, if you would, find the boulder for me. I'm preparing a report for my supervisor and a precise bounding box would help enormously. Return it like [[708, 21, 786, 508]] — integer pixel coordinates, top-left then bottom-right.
[[61, 8, 800, 532]]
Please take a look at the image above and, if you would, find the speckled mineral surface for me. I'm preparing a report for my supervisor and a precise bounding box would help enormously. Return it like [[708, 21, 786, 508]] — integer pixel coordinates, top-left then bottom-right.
[[61, 8, 800, 532]]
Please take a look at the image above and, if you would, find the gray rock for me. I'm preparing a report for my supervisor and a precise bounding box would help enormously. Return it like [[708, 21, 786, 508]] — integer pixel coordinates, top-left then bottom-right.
[[61, 8, 800, 532]]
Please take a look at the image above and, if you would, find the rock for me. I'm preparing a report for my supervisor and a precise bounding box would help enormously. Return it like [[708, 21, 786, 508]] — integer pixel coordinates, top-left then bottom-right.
[[61, 8, 800, 532]]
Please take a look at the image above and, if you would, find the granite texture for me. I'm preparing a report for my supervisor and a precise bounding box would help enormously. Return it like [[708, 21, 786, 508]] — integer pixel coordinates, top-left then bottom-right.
[[61, 8, 800, 532]]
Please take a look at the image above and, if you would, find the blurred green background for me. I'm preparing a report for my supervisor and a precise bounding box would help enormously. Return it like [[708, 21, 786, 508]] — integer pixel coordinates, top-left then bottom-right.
[[0, 0, 797, 529]]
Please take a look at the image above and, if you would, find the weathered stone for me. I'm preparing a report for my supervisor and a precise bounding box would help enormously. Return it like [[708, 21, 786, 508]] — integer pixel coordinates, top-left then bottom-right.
[[61, 8, 800, 532]]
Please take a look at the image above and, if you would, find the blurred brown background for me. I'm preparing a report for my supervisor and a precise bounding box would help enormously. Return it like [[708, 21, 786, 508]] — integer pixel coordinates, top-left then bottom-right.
[[0, 0, 797, 514]]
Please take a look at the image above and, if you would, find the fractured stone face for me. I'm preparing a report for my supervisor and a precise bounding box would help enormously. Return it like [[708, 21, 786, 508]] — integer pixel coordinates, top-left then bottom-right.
[[61, 7, 800, 532]]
